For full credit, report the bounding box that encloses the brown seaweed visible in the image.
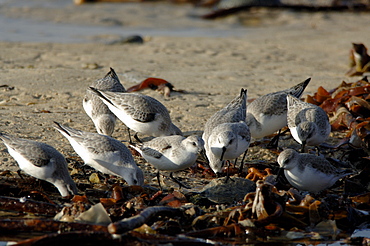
[307,76,370,148]
[0,196,62,216]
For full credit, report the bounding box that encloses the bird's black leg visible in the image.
[239,149,249,173]
[134,133,143,143]
[169,172,190,189]
[267,128,289,149]
[224,160,235,183]
[16,169,24,180]
[127,127,133,144]
[275,167,285,185]
[156,170,163,190]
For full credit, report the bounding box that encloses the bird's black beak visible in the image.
[301,141,306,153]
[220,146,226,161]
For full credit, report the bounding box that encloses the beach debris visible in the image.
[245,167,273,182]
[0,196,62,216]
[73,0,370,11]
[0,84,14,91]
[81,62,100,69]
[106,35,144,45]
[158,190,188,207]
[198,177,255,203]
[108,206,183,234]
[346,43,370,77]
[10,231,117,245]
[1,158,370,245]
[55,202,112,225]
[127,77,180,97]
[201,0,370,19]
[306,76,370,148]
[0,218,109,234]
[75,0,142,4]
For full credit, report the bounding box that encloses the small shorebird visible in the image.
[130,135,204,189]
[286,94,331,152]
[246,78,310,146]
[203,88,250,174]
[0,133,78,197]
[206,121,250,173]
[83,67,126,136]
[88,87,182,142]
[54,122,144,186]
[277,149,354,193]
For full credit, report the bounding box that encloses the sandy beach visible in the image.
[1,0,370,186]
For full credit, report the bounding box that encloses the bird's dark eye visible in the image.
[192,142,197,146]
[283,157,291,165]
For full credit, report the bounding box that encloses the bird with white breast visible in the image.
[130,135,204,189]
[54,122,144,186]
[0,133,78,197]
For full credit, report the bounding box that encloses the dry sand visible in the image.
[1,0,370,187]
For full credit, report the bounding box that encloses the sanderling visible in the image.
[87,87,182,142]
[206,122,250,173]
[277,149,354,193]
[53,122,144,186]
[246,78,310,141]
[130,135,204,189]
[0,133,78,197]
[83,67,126,136]
[203,89,249,174]
[286,94,331,152]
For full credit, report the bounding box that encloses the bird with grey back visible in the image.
[203,89,250,174]
[277,149,354,193]
[88,87,182,143]
[286,93,331,152]
[246,78,310,147]
[83,67,126,136]
[130,135,204,189]
[0,133,78,197]
[54,122,144,186]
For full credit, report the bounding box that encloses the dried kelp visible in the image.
[1,170,370,245]
[306,76,370,149]
[125,77,186,97]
